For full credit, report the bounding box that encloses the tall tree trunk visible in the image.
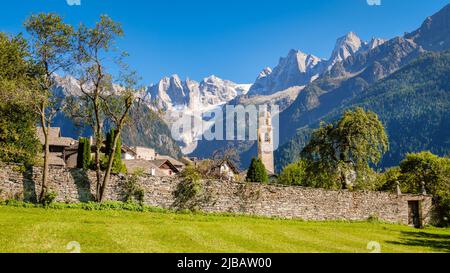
[39,104,50,203]
[99,130,121,202]
[93,98,103,202]
[94,135,102,201]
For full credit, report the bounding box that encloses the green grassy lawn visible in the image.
[0,206,449,253]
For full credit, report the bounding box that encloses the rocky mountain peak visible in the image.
[366,37,387,51]
[404,4,450,52]
[328,32,363,69]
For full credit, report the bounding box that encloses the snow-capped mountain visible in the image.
[146,74,251,112]
[248,32,387,97]
[144,74,251,154]
[248,50,325,96]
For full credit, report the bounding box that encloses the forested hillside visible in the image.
[276,51,450,170]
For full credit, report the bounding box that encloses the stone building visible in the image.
[257,108,275,175]
[36,127,78,168]
[121,146,157,161]
[155,155,185,171]
[125,159,180,177]
[210,160,240,181]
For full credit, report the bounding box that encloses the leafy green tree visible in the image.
[398,152,450,226]
[278,160,308,186]
[68,15,136,202]
[376,152,450,226]
[24,13,73,202]
[76,138,91,169]
[301,108,389,190]
[246,158,269,184]
[0,33,39,165]
[377,167,402,192]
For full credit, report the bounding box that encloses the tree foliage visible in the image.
[24,13,73,202]
[400,152,450,226]
[278,160,308,186]
[246,158,269,184]
[103,129,126,174]
[173,165,203,211]
[301,108,389,190]
[0,33,39,165]
[76,138,91,169]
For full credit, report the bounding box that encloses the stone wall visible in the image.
[0,163,433,225]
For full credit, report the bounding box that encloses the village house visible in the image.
[155,155,185,171]
[35,128,182,177]
[124,159,180,177]
[120,146,183,176]
[36,127,78,168]
[121,146,157,161]
[210,160,240,181]
[193,159,240,181]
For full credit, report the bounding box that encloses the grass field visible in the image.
[0,206,449,253]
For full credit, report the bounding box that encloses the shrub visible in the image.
[12,165,26,173]
[41,191,57,207]
[173,166,203,211]
[76,138,91,169]
[123,170,145,204]
[278,160,307,186]
[376,167,402,192]
[0,200,167,213]
[246,158,269,184]
[103,129,127,174]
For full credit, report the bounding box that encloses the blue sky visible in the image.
[0,0,449,84]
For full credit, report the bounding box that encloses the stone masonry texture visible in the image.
[0,163,433,225]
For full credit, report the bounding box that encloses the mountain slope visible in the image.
[277,2,450,146]
[192,4,450,171]
[276,50,450,170]
[144,74,251,153]
[248,50,325,96]
[278,35,425,145]
[405,3,450,51]
[122,105,183,158]
[191,32,387,165]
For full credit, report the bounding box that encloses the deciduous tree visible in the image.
[301,108,389,189]
[24,13,73,202]
[0,33,39,165]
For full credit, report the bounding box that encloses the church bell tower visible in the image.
[258,107,275,175]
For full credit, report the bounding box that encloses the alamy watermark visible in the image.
[170,104,279,154]
[367,0,381,6]
[66,241,81,253]
[367,241,382,253]
[66,0,81,6]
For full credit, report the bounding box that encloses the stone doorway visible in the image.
[408,201,421,228]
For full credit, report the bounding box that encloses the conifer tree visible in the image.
[246,157,269,184]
